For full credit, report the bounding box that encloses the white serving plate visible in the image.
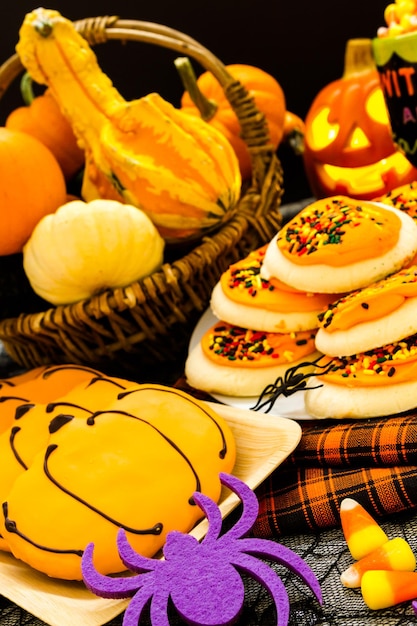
[0,401,302,626]
[189,308,313,420]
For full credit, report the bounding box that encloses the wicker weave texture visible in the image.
[0,15,284,378]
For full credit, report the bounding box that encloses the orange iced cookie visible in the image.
[305,332,417,418]
[261,196,417,293]
[185,320,320,397]
[377,181,417,220]
[377,181,417,266]
[316,265,417,356]
[211,246,339,332]
[0,374,133,553]
[0,364,116,436]
[0,384,236,580]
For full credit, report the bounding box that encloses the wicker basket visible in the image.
[0,16,284,382]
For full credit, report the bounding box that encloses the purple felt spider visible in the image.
[82,473,322,626]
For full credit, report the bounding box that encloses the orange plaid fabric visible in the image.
[174,376,417,538]
[253,413,417,537]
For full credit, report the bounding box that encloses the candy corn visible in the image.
[362,570,417,610]
[340,537,416,588]
[340,498,388,560]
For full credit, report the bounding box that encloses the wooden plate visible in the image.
[0,402,301,626]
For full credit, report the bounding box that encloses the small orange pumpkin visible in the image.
[0,127,67,255]
[178,60,301,180]
[303,38,417,200]
[5,74,84,181]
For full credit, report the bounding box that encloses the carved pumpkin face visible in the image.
[303,38,417,200]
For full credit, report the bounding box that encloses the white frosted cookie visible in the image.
[315,265,417,356]
[185,320,320,397]
[210,246,338,333]
[260,196,417,293]
[305,334,417,418]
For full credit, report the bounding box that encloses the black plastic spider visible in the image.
[251,355,336,413]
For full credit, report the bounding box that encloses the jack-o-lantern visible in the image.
[303,38,417,200]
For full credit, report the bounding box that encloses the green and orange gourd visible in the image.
[15,8,242,243]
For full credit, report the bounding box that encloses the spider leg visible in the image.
[251,355,336,413]
[250,377,284,410]
[192,491,223,543]
[230,552,290,625]
[122,585,155,626]
[218,473,259,541]
[149,587,171,626]
[237,538,322,604]
[81,542,148,598]
[117,528,157,574]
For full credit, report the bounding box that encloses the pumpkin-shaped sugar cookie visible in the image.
[0,374,133,553]
[0,364,110,404]
[1,385,235,580]
[0,364,112,436]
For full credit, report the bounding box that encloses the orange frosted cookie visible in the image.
[0,384,235,580]
[377,181,417,220]
[305,334,417,418]
[260,196,417,293]
[0,374,133,553]
[0,364,110,404]
[377,182,417,266]
[316,265,417,356]
[185,320,320,397]
[211,246,339,332]
[0,364,116,437]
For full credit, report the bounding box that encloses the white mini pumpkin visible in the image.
[23,199,165,305]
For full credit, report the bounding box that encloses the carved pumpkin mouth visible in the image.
[314,151,415,196]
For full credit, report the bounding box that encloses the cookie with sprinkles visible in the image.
[315,265,417,357]
[376,182,417,267]
[377,181,417,220]
[260,196,417,293]
[185,320,321,397]
[210,246,340,332]
[305,333,417,419]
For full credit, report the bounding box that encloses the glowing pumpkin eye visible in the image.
[366,88,390,125]
[309,107,339,149]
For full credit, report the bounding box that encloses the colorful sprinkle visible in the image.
[201,322,317,368]
[278,198,388,258]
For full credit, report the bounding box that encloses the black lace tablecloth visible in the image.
[0,510,416,625]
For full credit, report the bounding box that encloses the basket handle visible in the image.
[0,15,279,189]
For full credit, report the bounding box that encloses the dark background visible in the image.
[0,1,388,202]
